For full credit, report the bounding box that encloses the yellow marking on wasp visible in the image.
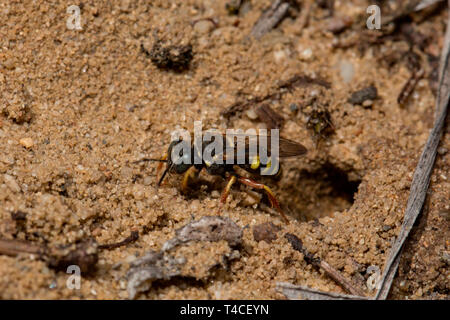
[260,157,280,175]
[250,155,260,170]
[181,166,198,193]
[204,154,222,167]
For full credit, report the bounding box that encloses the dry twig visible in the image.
[285,233,366,297]
[277,282,367,300]
[0,238,43,256]
[0,231,139,274]
[98,231,139,250]
[250,0,291,39]
[397,68,425,106]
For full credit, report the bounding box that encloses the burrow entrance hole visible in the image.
[280,162,362,222]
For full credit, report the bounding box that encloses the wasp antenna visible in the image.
[157,164,172,186]
[133,158,168,163]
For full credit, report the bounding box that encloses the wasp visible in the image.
[140,131,307,223]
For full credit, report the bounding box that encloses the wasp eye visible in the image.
[182,153,190,162]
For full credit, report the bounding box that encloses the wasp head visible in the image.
[158,139,193,185]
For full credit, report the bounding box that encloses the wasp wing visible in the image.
[277,136,307,157]
[217,133,307,163]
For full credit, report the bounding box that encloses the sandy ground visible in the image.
[0,0,448,299]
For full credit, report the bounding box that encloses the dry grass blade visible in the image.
[379,0,444,26]
[98,231,139,250]
[277,282,367,300]
[250,0,291,39]
[415,0,445,11]
[0,239,44,256]
[0,238,99,274]
[285,233,366,297]
[397,69,425,106]
[375,2,450,299]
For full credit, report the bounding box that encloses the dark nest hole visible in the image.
[281,162,362,221]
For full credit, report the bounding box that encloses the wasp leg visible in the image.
[156,153,168,185]
[237,177,289,224]
[218,175,237,214]
[181,166,199,194]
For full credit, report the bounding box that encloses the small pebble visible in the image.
[240,1,252,15]
[441,251,450,265]
[348,86,378,105]
[143,176,153,186]
[112,262,122,270]
[0,155,15,165]
[438,210,449,221]
[299,48,314,61]
[289,103,298,112]
[253,222,281,243]
[274,50,287,63]
[194,20,214,35]
[3,59,15,70]
[339,60,355,83]
[309,89,319,97]
[437,147,447,155]
[362,99,374,107]
[126,104,137,112]
[41,266,50,275]
[4,174,21,193]
[19,137,34,148]
[226,0,242,15]
[125,255,137,263]
[119,279,127,290]
[399,280,408,291]
[327,15,353,34]
[246,109,258,120]
[415,288,423,297]
[240,191,261,207]
[211,190,220,198]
